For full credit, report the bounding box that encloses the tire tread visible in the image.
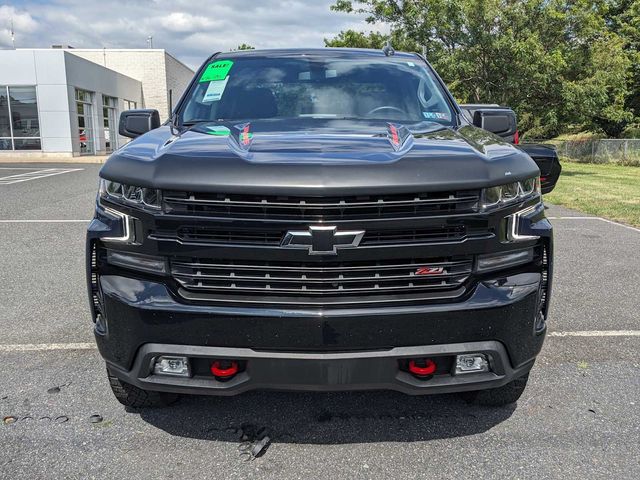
[107,369,178,408]
[461,373,529,406]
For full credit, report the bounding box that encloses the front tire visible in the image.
[460,373,529,406]
[107,369,179,408]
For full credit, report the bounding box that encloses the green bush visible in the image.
[621,125,640,139]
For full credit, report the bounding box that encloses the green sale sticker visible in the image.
[199,60,234,82]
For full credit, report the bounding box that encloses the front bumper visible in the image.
[97,270,545,396]
[107,341,534,396]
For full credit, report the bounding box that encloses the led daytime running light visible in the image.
[480,176,540,210]
[99,179,161,210]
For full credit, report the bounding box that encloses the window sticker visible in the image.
[407,62,415,67]
[423,111,449,120]
[206,125,230,136]
[202,76,229,103]
[199,60,234,82]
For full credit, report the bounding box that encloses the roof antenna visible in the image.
[382,38,395,57]
[10,18,15,49]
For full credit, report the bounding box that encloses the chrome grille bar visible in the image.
[171,257,473,297]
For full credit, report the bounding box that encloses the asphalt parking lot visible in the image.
[0,163,638,480]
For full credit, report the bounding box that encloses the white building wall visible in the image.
[0,49,143,156]
[36,51,75,153]
[0,50,39,84]
[0,50,73,155]
[67,49,194,119]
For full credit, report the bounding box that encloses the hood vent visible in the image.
[386,123,412,152]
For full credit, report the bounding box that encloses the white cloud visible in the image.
[159,12,219,33]
[0,1,386,68]
[0,5,38,31]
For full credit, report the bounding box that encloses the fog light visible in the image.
[153,356,190,377]
[455,354,489,374]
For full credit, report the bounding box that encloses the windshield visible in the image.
[179,54,456,126]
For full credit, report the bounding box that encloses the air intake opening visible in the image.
[89,242,104,321]
[535,245,550,333]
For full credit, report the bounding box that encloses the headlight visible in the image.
[480,176,540,210]
[99,179,161,210]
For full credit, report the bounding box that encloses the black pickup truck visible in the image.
[87,48,553,408]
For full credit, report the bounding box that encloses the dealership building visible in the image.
[0,48,193,157]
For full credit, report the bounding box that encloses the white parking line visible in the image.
[0,167,45,170]
[0,343,96,352]
[0,331,638,353]
[548,216,601,219]
[0,219,89,223]
[2,216,636,233]
[0,168,83,185]
[548,330,640,337]
[548,216,640,233]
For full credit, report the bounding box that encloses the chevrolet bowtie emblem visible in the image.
[281,225,365,255]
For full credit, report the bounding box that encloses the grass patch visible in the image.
[552,131,604,142]
[545,161,640,227]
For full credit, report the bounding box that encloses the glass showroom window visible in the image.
[102,95,118,153]
[0,86,41,150]
[76,89,95,155]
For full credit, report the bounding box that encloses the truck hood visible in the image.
[100,120,539,195]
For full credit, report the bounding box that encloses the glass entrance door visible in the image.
[102,95,118,153]
[76,89,95,155]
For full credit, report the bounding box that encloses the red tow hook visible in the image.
[408,359,437,378]
[211,360,239,379]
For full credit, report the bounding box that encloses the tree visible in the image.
[325,29,418,51]
[606,0,640,129]
[328,0,635,138]
[234,44,255,51]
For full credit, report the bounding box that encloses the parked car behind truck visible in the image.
[87,48,553,408]
[460,104,562,194]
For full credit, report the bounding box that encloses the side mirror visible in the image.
[118,109,161,139]
[471,108,517,138]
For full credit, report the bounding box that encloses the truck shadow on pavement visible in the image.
[134,390,515,444]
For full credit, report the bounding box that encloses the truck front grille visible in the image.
[162,190,480,220]
[156,189,486,306]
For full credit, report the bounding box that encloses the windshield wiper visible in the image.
[181,119,214,126]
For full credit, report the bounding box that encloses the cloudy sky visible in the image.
[0,1,388,69]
